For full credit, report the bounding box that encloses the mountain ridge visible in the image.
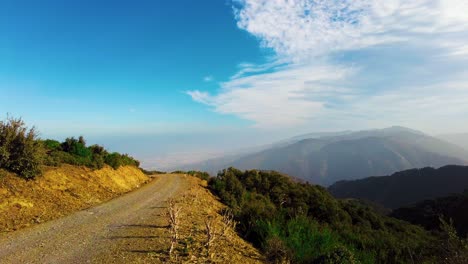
[328,165,468,209]
[181,126,468,185]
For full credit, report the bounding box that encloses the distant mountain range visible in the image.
[438,133,468,151]
[329,165,468,209]
[182,126,468,186]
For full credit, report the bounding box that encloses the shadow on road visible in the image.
[107,235,164,240]
[112,224,169,229]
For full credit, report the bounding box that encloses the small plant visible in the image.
[315,245,356,264]
[167,198,181,259]
[220,209,237,239]
[204,216,218,258]
[264,236,291,264]
[439,217,468,264]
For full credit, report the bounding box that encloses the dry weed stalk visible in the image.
[204,210,238,258]
[167,198,181,258]
[220,209,237,239]
[204,217,217,257]
[190,192,199,206]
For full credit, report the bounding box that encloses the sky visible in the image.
[1,0,468,169]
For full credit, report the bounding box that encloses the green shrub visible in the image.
[42,139,61,151]
[315,245,357,264]
[264,236,291,264]
[141,169,166,175]
[0,117,44,179]
[186,170,210,181]
[437,217,468,264]
[61,137,92,158]
[88,144,107,169]
[104,152,139,169]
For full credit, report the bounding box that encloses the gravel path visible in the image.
[0,174,188,264]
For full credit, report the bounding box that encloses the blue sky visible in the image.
[2,0,468,169]
[1,0,263,132]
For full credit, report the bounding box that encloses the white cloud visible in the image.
[203,75,214,82]
[233,0,468,61]
[189,0,468,131]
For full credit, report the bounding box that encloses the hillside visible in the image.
[185,127,468,186]
[328,165,468,209]
[0,117,148,232]
[438,133,468,151]
[206,167,468,263]
[391,192,468,238]
[0,165,148,232]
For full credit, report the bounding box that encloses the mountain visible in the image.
[438,133,468,151]
[329,165,468,209]
[183,126,468,186]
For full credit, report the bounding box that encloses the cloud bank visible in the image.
[188,0,468,132]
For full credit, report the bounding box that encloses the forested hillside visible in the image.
[207,168,468,263]
[391,192,468,238]
[329,165,468,209]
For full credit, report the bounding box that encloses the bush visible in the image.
[42,139,61,151]
[186,170,210,181]
[438,217,468,264]
[264,236,291,263]
[0,117,44,179]
[104,152,139,169]
[61,137,92,158]
[315,245,357,264]
[141,169,166,175]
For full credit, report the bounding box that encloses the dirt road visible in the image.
[0,174,188,264]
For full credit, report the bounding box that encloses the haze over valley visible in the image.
[179,126,468,185]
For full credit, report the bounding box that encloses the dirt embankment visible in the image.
[0,165,149,232]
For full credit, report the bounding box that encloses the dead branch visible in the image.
[167,198,181,258]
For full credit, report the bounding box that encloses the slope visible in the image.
[0,164,149,232]
[328,165,468,209]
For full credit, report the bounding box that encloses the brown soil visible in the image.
[0,164,149,232]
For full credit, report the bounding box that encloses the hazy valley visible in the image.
[182,127,468,186]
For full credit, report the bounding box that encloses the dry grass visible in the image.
[0,165,149,232]
[167,198,181,259]
[158,175,264,263]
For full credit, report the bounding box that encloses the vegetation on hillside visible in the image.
[207,167,467,263]
[170,170,210,181]
[141,169,167,175]
[391,191,468,238]
[329,165,468,209]
[42,136,139,170]
[0,116,140,179]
